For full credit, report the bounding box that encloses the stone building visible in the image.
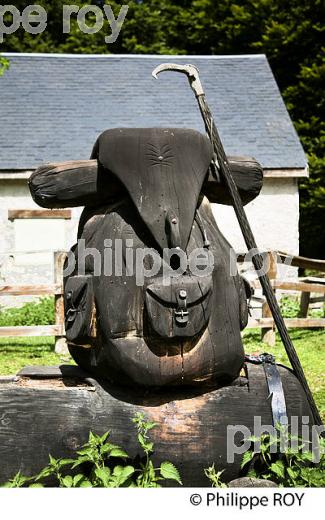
[0,53,307,300]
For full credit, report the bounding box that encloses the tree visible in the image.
[0,56,9,75]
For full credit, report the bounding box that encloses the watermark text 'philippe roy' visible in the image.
[0,4,129,43]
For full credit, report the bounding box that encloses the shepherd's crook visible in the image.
[152,62,322,426]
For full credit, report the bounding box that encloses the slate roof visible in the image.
[0,53,307,170]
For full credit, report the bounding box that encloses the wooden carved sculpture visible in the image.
[0,66,318,487]
[29,127,263,387]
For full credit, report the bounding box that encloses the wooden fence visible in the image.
[0,250,324,349]
[239,251,325,345]
[0,252,66,352]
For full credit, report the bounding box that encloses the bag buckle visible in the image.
[66,307,77,323]
[175,289,189,325]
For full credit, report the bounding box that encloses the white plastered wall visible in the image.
[212,177,300,281]
[0,179,81,305]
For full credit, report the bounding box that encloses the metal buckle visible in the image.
[175,289,189,325]
[175,308,189,324]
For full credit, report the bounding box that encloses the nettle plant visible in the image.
[241,429,325,487]
[4,413,182,488]
[205,428,325,488]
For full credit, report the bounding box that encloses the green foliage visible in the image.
[204,464,227,488]
[279,296,301,318]
[0,56,9,76]
[279,295,323,319]
[299,153,325,259]
[132,412,182,486]
[0,337,68,375]
[205,429,325,488]
[3,414,182,488]
[241,428,325,487]
[0,297,55,327]
[284,48,325,259]
[2,471,30,488]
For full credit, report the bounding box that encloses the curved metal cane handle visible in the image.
[152,63,205,97]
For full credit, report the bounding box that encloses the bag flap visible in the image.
[65,275,93,312]
[91,128,213,250]
[146,275,212,306]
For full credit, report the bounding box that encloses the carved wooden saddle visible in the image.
[29,127,263,387]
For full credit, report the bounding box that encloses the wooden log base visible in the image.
[0,364,314,487]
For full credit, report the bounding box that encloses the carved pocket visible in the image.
[237,275,254,330]
[64,275,96,346]
[145,275,212,338]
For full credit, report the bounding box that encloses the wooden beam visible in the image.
[301,276,325,284]
[0,284,62,296]
[54,251,67,353]
[309,296,325,303]
[261,251,277,346]
[274,280,325,294]
[248,318,325,328]
[8,209,72,220]
[298,292,311,318]
[0,325,62,337]
[277,252,325,272]
[0,363,313,487]
[237,251,325,273]
[251,279,325,294]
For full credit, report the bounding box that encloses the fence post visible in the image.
[54,251,68,355]
[261,251,277,346]
[298,292,311,318]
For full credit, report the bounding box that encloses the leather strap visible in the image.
[246,354,288,426]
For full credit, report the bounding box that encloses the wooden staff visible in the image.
[152,63,322,426]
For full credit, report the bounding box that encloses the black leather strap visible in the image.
[245,354,288,426]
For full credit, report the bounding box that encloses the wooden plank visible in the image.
[0,284,61,296]
[298,292,310,318]
[277,252,325,272]
[236,251,325,273]
[54,251,67,353]
[248,318,325,328]
[310,296,325,303]
[8,209,72,220]
[301,277,325,284]
[274,280,325,293]
[251,279,325,294]
[0,325,62,337]
[261,251,277,346]
[284,318,325,327]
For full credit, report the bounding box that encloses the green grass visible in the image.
[243,328,325,422]
[0,329,323,421]
[0,337,73,376]
[0,297,55,327]
[0,298,72,375]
